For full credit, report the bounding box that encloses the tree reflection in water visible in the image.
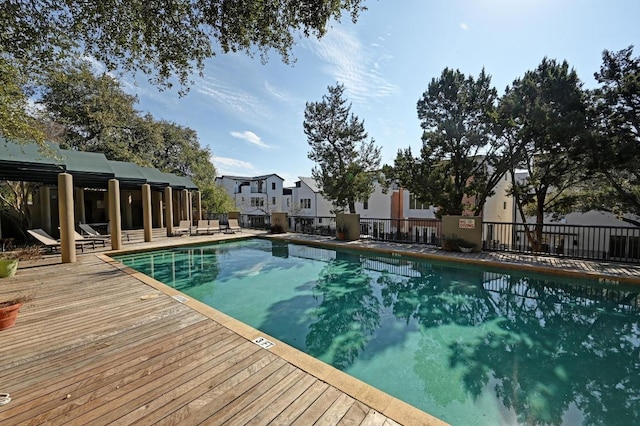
[305,251,381,369]
[381,262,640,425]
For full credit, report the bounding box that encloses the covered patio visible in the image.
[0,139,202,262]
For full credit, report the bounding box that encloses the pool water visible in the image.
[114,239,640,425]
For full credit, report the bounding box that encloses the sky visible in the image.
[120,0,640,187]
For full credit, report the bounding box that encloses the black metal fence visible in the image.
[482,221,640,263]
[230,213,640,264]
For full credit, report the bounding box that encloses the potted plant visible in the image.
[0,245,42,278]
[336,224,347,240]
[0,294,33,331]
[441,235,475,252]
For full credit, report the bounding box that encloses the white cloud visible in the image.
[460,22,469,30]
[230,130,270,149]
[212,156,258,176]
[308,27,399,105]
[197,75,269,118]
[264,82,293,104]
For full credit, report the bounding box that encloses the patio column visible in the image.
[181,189,189,222]
[74,187,86,224]
[108,179,122,250]
[40,186,52,235]
[152,190,163,228]
[195,190,202,221]
[165,186,174,236]
[123,191,133,230]
[142,184,152,242]
[187,191,193,222]
[58,173,76,263]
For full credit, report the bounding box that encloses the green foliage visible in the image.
[0,58,43,143]
[388,68,506,217]
[583,46,640,215]
[0,0,366,91]
[200,184,235,214]
[304,83,382,213]
[500,58,589,246]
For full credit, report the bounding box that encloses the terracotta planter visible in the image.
[0,259,18,278]
[337,232,346,240]
[0,302,23,330]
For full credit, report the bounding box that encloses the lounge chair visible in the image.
[195,220,211,235]
[225,219,242,233]
[27,229,93,253]
[210,219,221,234]
[173,220,192,235]
[79,223,129,241]
[73,231,106,249]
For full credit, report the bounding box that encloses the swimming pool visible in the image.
[114,238,640,425]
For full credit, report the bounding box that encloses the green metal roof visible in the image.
[0,138,199,191]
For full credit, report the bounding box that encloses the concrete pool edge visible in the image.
[99,253,449,426]
[265,234,640,285]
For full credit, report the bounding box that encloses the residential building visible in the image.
[216,174,284,228]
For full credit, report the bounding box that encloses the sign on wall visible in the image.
[458,218,476,229]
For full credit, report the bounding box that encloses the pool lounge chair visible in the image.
[225,219,242,233]
[79,223,130,241]
[210,219,221,233]
[27,229,93,253]
[173,220,192,236]
[194,220,212,235]
[73,231,106,249]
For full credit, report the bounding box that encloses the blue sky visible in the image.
[122,0,639,187]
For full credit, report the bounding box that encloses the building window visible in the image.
[363,200,368,210]
[271,182,276,190]
[251,197,264,207]
[272,196,276,205]
[409,193,426,210]
[301,198,311,209]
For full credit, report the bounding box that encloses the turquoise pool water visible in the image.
[114,239,640,425]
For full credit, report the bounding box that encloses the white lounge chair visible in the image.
[27,229,93,253]
[73,231,106,249]
[225,219,242,233]
[79,223,129,241]
[173,220,192,235]
[195,220,211,235]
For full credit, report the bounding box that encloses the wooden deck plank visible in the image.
[113,342,267,425]
[204,366,307,425]
[360,410,390,426]
[3,323,231,425]
[290,386,343,426]
[315,393,358,425]
[337,401,370,426]
[199,363,299,425]
[153,355,285,425]
[263,379,329,424]
[244,373,317,425]
[56,334,249,425]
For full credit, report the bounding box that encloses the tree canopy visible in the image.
[581,46,640,216]
[0,0,366,89]
[304,83,381,213]
[499,58,589,247]
[388,68,507,217]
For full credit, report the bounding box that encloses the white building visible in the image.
[482,170,640,260]
[215,174,284,228]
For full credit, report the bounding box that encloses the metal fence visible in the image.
[227,213,640,264]
[482,221,640,263]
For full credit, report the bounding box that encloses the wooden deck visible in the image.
[0,230,445,426]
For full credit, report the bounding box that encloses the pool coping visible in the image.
[100,234,640,425]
